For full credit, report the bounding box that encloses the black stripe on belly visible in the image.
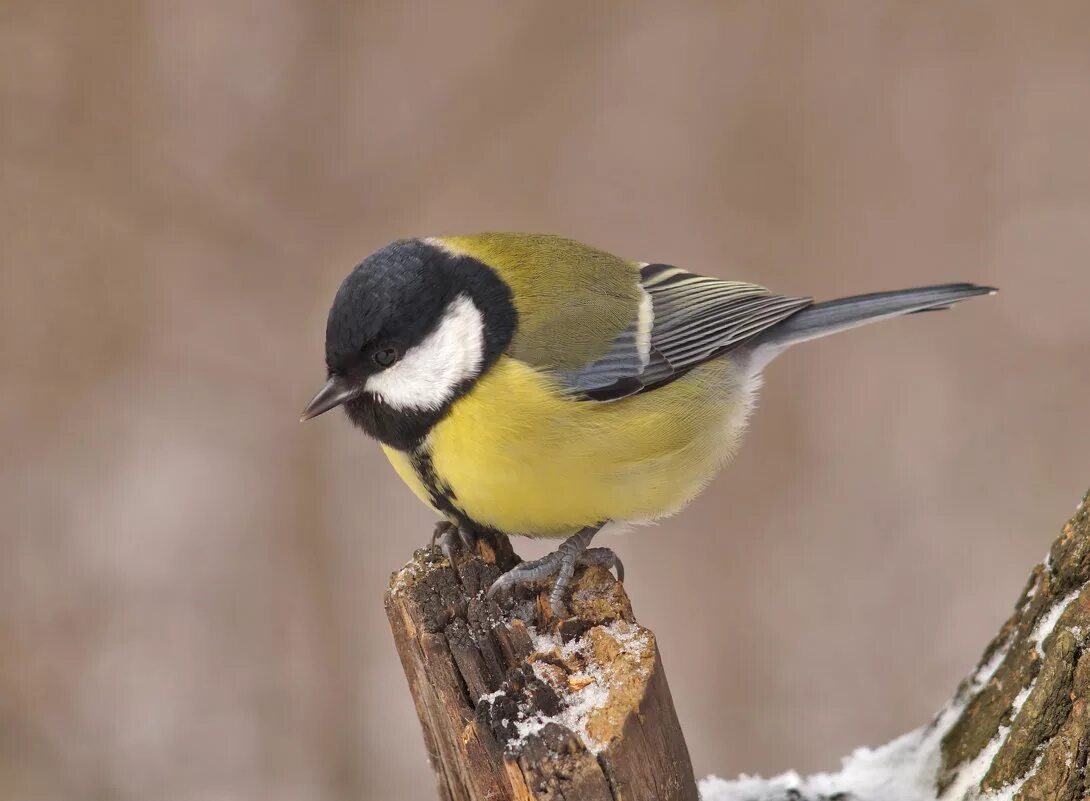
[409,447,501,536]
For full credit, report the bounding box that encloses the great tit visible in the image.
[302,233,995,612]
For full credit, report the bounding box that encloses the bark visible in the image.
[384,531,697,801]
[936,488,1090,800]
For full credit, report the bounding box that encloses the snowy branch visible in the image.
[703,489,1090,801]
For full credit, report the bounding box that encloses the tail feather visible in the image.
[748,283,996,368]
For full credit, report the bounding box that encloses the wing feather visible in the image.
[554,263,812,401]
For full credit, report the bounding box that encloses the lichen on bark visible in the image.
[939,490,1090,800]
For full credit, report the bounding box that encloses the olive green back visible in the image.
[436,233,641,369]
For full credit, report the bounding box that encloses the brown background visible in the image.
[3,3,1089,800]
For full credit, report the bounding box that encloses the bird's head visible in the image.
[301,239,516,449]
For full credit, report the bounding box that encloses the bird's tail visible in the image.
[747,283,996,369]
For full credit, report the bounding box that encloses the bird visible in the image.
[301,233,995,613]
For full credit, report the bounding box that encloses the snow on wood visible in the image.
[385,530,697,801]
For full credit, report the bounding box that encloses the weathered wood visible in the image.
[385,531,698,801]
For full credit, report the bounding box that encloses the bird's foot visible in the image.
[486,526,621,616]
[432,521,479,563]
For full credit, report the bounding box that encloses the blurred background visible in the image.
[3,2,1089,799]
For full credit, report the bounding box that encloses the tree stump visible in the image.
[384,531,697,801]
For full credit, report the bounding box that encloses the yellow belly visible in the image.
[381,356,753,538]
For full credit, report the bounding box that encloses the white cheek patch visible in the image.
[365,294,485,412]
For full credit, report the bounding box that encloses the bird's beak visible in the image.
[300,376,359,422]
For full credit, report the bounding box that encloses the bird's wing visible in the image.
[554,263,813,401]
[430,235,812,401]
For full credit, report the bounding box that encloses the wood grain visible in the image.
[385,531,698,801]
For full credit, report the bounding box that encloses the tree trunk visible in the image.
[384,531,697,801]
[387,489,1090,801]
[935,488,1090,801]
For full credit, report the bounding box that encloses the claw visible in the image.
[432,521,478,564]
[485,554,557,598]
[432,521,455,546]
[485,526,622,615]
[580,547,624,583]
[458,525,478,553]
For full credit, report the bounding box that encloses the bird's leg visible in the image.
[458,525,479,552]
[431,520,479,563]
[486,525,622,615]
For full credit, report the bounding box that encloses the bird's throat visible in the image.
[343,394,442,451]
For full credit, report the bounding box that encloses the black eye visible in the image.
[373,346,399,368]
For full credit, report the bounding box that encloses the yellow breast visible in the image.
[382,356,753,538]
